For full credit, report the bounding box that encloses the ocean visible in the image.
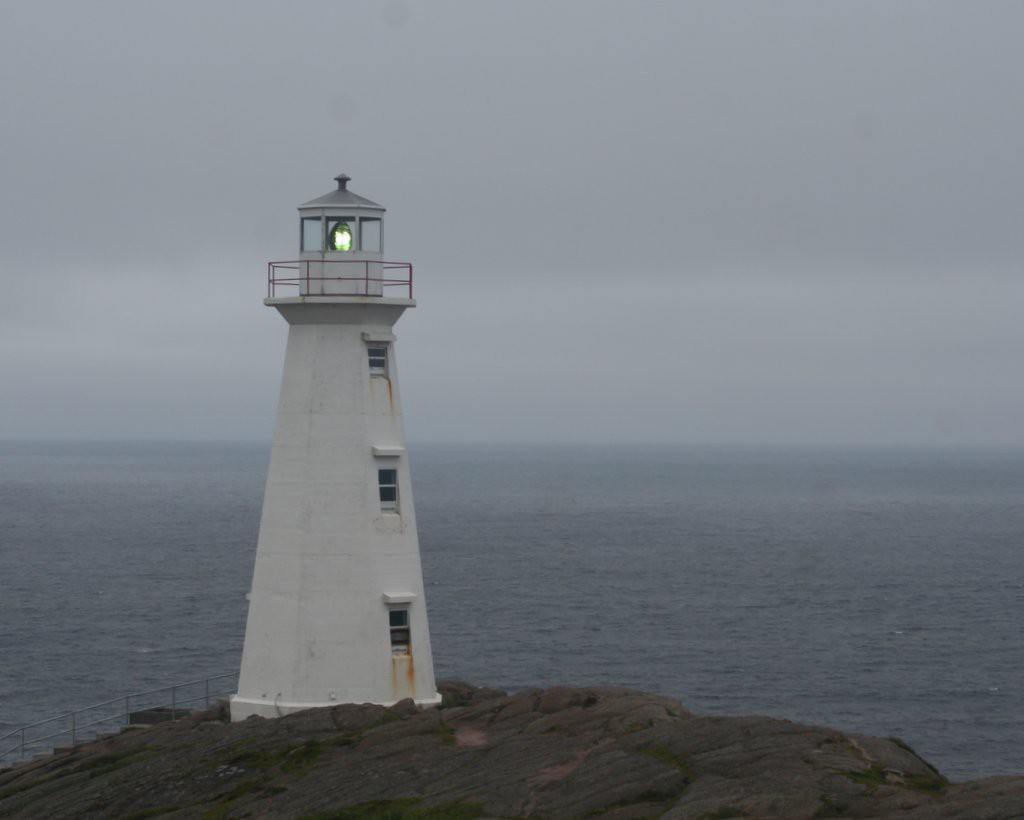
[0,441,1021,781]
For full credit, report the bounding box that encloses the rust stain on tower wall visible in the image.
[406,652,416,691]
[391,642,416,700]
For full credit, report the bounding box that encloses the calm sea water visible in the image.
[0,441,1021,781]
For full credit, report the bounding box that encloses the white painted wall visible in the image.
[231,296,440,720]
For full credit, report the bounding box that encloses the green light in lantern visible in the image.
[330,222,353,252]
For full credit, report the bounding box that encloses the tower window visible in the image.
[367,345,388,376]
[378,469,398,511]
[389,608,410,655]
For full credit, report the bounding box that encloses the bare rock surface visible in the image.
[2,681,1022,819]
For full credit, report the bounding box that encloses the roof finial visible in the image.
[334,173,351,191]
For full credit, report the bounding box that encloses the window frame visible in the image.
[359,217,382,252]
[378,467,398,512]
[388,607,410,655]
[367,344,388,376]
[301,217,323,251]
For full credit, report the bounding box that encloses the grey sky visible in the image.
[2,1,1022,445]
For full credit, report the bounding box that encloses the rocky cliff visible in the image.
[2,681,1022,819]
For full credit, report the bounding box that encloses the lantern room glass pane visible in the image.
[360,218,382,252]
[328,219,354,252]
[301,218,322,251]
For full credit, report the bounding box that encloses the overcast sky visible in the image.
[1,1,1022,446]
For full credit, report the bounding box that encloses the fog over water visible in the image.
[1,1,1023,446]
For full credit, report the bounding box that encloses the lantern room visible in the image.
[295,173,386,296]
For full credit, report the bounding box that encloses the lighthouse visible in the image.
[231,174,440,720]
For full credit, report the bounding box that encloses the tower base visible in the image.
[229,690,443,722]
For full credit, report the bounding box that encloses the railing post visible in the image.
[70,711,76,746]
[205,678,210,709]
[20,727,25,759]
[125,695,130,726]
[409,264,413,299]
[305,260,310,294]
[364,261,369,295]
[171,685,176,720]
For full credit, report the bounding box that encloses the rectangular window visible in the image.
[301,217,322,251]
[389,608,410,655]
[378,468,398,511]
[360,218,382,252]
[367,345,388,376]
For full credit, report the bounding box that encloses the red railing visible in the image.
[267,260,413,299]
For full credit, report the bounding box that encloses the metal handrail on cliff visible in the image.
[0,672,238,767]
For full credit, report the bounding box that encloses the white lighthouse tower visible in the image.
[231,174,440,720]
